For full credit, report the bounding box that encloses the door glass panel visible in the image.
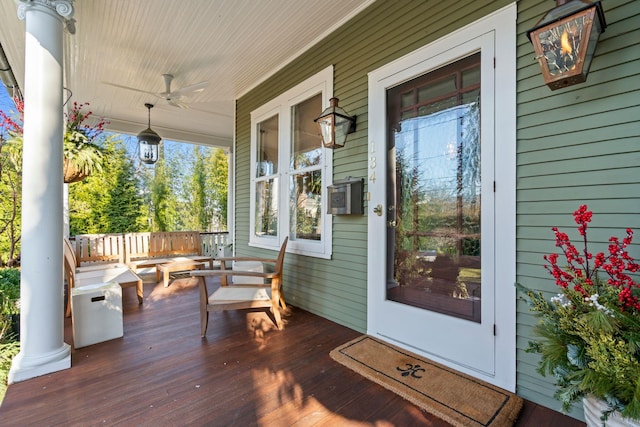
[418,96,457,117]
[417,76,456,103]
[386,53,481,322]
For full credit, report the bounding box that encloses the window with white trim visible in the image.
[250,66,333,258]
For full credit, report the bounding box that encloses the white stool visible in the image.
[71,282,123,348]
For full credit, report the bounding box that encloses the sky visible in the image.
[0,85,17,116]
[0,84,201,166]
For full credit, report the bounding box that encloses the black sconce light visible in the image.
[137,103,161,164]
[314,97,356,149]
[526,0,606,91]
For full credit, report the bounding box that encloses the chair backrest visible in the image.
[273,237,289,276]
[62,238,77,288]
[124,232,150,262]
[75,233,125,265]
[149,231,203,257]
[63,237,79,269]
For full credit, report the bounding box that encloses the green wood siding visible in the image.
[234,0,638,417]
[235,0,512,332]
[516,0,640,417]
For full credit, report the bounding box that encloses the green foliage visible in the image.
[0,340,19,403]
[69,138,147,234]
[517,206,640,422]
[190,146,208,230]
[150,151,173,231]
[0,267,20,403]
[205,148,228,230]
[0,268,20,316]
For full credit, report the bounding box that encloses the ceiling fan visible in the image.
[104,73,208,109]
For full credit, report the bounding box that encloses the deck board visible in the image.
[0,276,584,426]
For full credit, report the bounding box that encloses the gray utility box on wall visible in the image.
[327,176,364,215]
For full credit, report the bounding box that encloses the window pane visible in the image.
[291,93,322,170]
[255,178,278,237]
[289,170,322,241]
[256,115,278,177]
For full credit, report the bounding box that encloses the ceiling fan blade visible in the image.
[167,98,190,109]
[172,81,208,97]
[102,81,158,96]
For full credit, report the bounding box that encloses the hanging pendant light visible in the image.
[137,103,161,164]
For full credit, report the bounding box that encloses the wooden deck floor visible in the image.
[1,276,584,426]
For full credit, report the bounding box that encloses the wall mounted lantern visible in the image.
[526,0,606,90]
[137,103,161,164]
[314,97,356,149]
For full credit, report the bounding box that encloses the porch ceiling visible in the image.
[0,0,373,147]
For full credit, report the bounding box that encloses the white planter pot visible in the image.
[583,395,640,427]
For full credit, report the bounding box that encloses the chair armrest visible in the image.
[190,270,277,279]
[216,256,277,264]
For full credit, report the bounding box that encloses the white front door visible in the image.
[367,5,517,390]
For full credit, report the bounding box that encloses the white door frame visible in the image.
[366,3,517,391]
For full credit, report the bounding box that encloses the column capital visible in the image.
[17,0,76,34]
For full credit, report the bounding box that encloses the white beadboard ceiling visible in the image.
[0,0,373,147]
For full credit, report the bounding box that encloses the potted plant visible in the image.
[1,100,105,183]
[517,205,640,426]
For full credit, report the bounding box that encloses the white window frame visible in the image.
[249,66,334,258]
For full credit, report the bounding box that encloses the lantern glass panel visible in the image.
[333,115,351,147]
[535,9,594,78]
[317,116,335,147]
[139,141,158,164]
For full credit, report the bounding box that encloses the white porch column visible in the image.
[8,0,75,383]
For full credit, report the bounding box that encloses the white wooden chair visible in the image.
[191,237,288,337]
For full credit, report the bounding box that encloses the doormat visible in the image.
[330,336,522,427]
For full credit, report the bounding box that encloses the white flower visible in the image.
[551,293,572,308]
[585,293,614,317]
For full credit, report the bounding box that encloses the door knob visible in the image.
[373,204,383,216]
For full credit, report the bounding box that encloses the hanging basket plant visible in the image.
[1,100,106,183]
[63,157,89,183]
[62,102,106,183]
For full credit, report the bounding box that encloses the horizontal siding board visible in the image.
[518,122,639,153]
[518,101,640,140]
[518,184,640,202]
[515,0,640,418]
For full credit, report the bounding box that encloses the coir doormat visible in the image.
[330,336,522,427]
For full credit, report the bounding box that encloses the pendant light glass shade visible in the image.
[138,103,161,164]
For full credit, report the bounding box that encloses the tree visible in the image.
[0,103,22,265]
[148,142,184,231]
[205,148,228,230]
[186,145,208,230]
[69,137,147,234]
